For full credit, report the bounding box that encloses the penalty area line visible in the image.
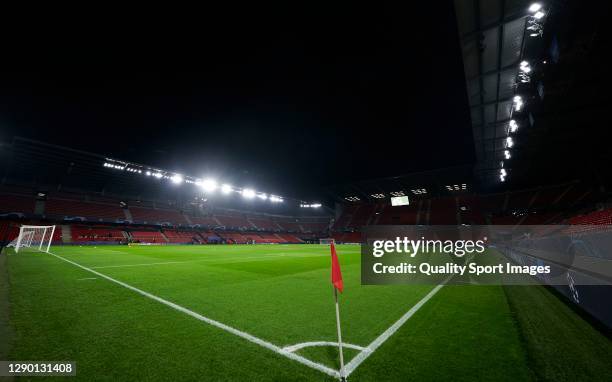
[344,278,450,377]
[46,251,340,379]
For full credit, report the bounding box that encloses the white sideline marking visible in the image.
[343,280,450,377]
[91,260,197,269]
[284,341,367,353]
[87,253,310,269]
[77,277,97,281]
[46,251,340,379]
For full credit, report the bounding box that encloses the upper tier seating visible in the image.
[376,203,419,225]
[129,207,186,225]
[249,217,278,230]
[189,216,220,227]
[428,197,457,225]
[215,214,251,229]
[45,198,124,221]
[0,194,35,215]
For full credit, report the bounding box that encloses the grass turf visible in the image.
[1,244,610,381]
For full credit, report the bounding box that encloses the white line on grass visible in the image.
[343,279,450,377]
[88,253,317,269]
[46,251,340,379]
[91,260,199,269]
[77,277,97,281]
[283,341,368,353]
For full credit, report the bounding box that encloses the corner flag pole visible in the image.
[329,241,346,380]
[334,286,346,381]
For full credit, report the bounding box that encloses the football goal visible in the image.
[7,225,56,253]
[319,238,335,245]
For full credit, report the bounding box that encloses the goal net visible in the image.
[7,225,56,253]
[319,238,335,245]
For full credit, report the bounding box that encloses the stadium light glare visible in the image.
[500,174,506,182]
[533,10,545,19]
[199,178,217,192]
[145,171,151,176]
[513,95,524,111]
[504,150,511,159]
[153,172,163,178]
[528,3,542,13]
[171,174,183,184]
[257,193,268,200]
[509,119,518,133]
[519,61,531,73]
[221,184,233,194]
[270,195,283,203]
[506,137,514,148]
[242,189,256,198]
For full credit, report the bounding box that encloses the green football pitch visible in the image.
[1,244,611,381]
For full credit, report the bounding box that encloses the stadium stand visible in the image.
[274,217,302,232]
[569,208,612,225]
[0,221,19,242]
[189,215,221,227]
[428,197,457,225]
[249,217,278,231]
[71,225,126,243]
[129,206,186,225]
[0,194,35,216]
[218,231,249,244]
[276,233,303,243]
[129,230,167,243]
[163,229,200,244]
[45,198,125,221]
[215,214,251,229]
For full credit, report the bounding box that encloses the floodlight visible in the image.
[506,137,514,147]
[270,195,283,203]
[534,11,545,19]
[257,193,268,200]
[504,150,511,159]
[519,61,531,73]
[500,175,506,182]
[500,169,507,176]
[528,3,542,13]
[242,189,256,198]
[221,184,233,194]
[153,172,163,178]
[171,174,183,184]
[199,178,218,192]
[509,119,518,132]
[513,95,524,111]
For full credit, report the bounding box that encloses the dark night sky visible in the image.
[0,3,474,199]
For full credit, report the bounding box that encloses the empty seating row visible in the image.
[129,207,186,225]
[45,198,125,221]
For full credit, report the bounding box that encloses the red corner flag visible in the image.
[330,242,344,293]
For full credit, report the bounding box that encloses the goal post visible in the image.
[319,238,335,245]
[8,225,56,253]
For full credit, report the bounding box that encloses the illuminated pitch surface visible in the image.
[2,245,610,381]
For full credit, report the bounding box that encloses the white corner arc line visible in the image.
[344,278,450,377]
[283,341,368,353]
[46,252,340,379]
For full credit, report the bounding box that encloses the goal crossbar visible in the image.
[8,225,56,253]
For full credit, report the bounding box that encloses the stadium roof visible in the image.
[0,137,330,215]
[326,165,475,203]
[455,0,541,184]
[455,0,611,189]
